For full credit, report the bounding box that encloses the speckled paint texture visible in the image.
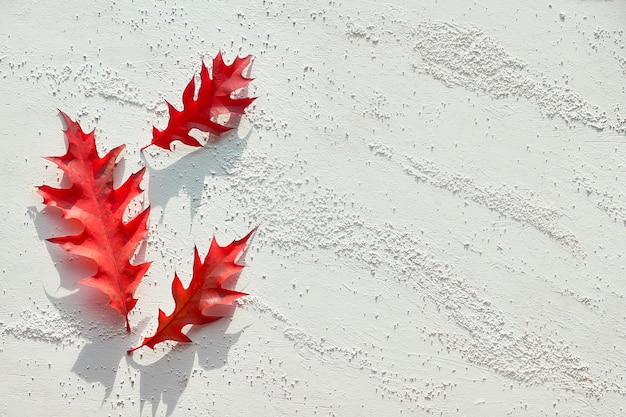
[1,1,626,416]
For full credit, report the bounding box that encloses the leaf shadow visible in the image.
[142,127,252,227]
[126,318,247,417]
[42,278,135,405]
[33,206,145,404]
[32,205,110,310]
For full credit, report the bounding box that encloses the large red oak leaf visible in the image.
[142,51,255,151]
[38,112,150,331]
[128,229,255,353]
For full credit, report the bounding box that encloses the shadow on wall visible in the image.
[143,124,252,226]
[127,322,247,417]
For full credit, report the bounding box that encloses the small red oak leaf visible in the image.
[128,229,255,353]
[38,112,150,331]
[142,51,255,151]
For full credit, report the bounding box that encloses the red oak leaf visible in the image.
[38,112,150,331]
[142,52,255,151]
[128,229,255,353]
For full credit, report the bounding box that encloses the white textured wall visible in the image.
[2,1,626,416]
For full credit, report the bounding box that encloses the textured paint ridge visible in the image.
[238,296,364,360]
[574,175,626,221]
[8,62,154,109]
[402,153,585,256]
[0,309,81,345]
[411,21,624,133]
[1,306,129,345]
[368,142,585,256]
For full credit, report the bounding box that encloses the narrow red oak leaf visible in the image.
[142,52,255,151]
[128,229,255,353]
[38,112,150,332]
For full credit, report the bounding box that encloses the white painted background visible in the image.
[2,1,626,415]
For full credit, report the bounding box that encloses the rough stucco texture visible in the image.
[2,1,626,416]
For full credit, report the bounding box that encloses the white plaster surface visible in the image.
[1,1,626,416]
